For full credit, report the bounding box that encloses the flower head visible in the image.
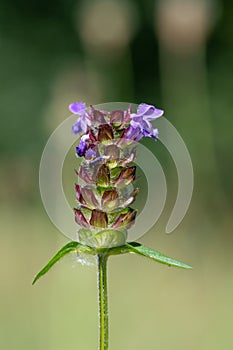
[70,101,164,248]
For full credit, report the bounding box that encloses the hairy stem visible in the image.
[97,254,109,350]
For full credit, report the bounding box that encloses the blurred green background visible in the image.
[1,0,233,349]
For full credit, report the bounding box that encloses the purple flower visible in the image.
[85,148,97,160]
[76,135,89,157]
[142,127,159,140]
[69,102,86,114]
[134,103,164,121]
[70,102,165,249]
[130,103,163,140]
[124,125,143,142]
[70,102,91,135]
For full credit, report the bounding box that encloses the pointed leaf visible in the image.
[125,242,192,269]
[32,242,94,285]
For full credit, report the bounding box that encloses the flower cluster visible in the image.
[70,102,163,248]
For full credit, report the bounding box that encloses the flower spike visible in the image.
[34,101,192,350]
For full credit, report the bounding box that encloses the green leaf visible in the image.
[124,242,192,269]
[33,240,191,285]
[32,241,94,285]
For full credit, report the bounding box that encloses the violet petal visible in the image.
[69,102,86,114]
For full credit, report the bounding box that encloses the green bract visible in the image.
[32,241,192,285]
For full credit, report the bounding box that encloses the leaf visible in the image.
[123,242,192,269]
[32,242,94,285]
[33,240,192,285]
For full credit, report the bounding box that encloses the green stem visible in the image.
[97,254,109,350]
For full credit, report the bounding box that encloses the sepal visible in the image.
[112,208,137,229]
[74,208,90,228]
[110,110,124,128]
[114,166,136,187]
[97,124,114,143]
[90,209,108,228]
[101,190,119,211]
[96,164,110,187]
